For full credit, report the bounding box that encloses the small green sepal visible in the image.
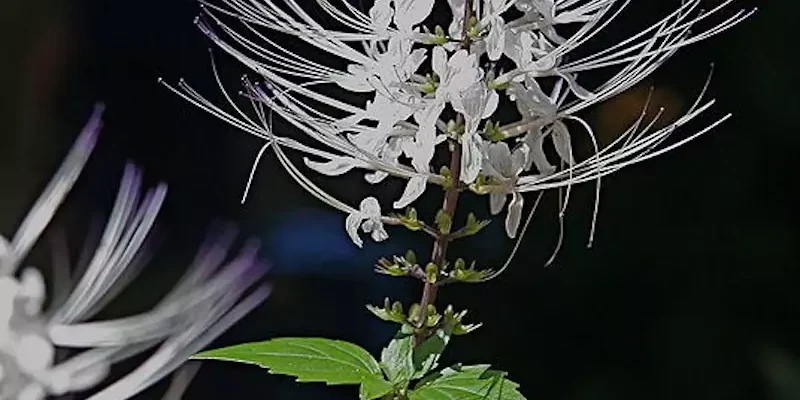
[434,210,453,234]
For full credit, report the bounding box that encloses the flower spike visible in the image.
[165,0,751,248]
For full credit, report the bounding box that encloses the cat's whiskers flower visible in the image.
[0,105,270,399]
[164,0,751,253]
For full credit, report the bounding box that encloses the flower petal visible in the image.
[487,17,506,61]
[487,141,512,177]
[332,68,374,93]
[442,51,482,98]
[359,197,382,217]
[482,90,500,119]
[365,170,389,184]
[447,0,466,38]
[551,121,574,165]
[402,48,429,79]
[505,192,524,238]
[511,143,531,175]
[504,31,534,70]
[432,46,447,78]
[410,103,444,172]
[525,130,556,175]
[345,212,366,248]
[370,225,389,242]
[303,156,365,176]
[460,132,483,184]
[369,0,394,33]
[393,0,435,31]
[393,175,427,209]
[490,192,507,215]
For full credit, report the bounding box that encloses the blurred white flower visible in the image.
[163,0,753,247]
[0,105,271,399]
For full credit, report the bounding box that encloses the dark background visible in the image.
[2,0,798,399]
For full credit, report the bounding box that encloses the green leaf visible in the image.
[409,365,526,400]
[193,338,383,386]
[412,328,451,379]
[380,327,415,384]
[359,374,395,400]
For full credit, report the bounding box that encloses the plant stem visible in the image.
[415,140,461,346]
[414,0,474,347]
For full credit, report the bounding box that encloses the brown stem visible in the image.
[414,142,461,346]
[412,0,475,348]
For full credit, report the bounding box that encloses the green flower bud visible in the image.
[425,263,439,283]
[405,250,417,265]
[435,210,453,234]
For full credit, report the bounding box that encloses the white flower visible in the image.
[408,47,483,173]
[163,0,752,249]
[369,0,394,36]
[1,106,270,399]
[334,35,426,93]
[481,0,510,61]
[393,0,435,32]
[432,47,483,103]
[409,46,483,184]
[453,81,499,184]
[485,15,505,61]
[506,75,569,174]
[481,141,530,238]
[346,197,389,248]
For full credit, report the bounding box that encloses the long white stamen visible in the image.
[3,104,103,276]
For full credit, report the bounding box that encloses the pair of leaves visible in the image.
[193,338,526,400]
[380,333,525,399]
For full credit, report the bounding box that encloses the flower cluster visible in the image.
[164,0,752,248]
[0,106,270,399]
